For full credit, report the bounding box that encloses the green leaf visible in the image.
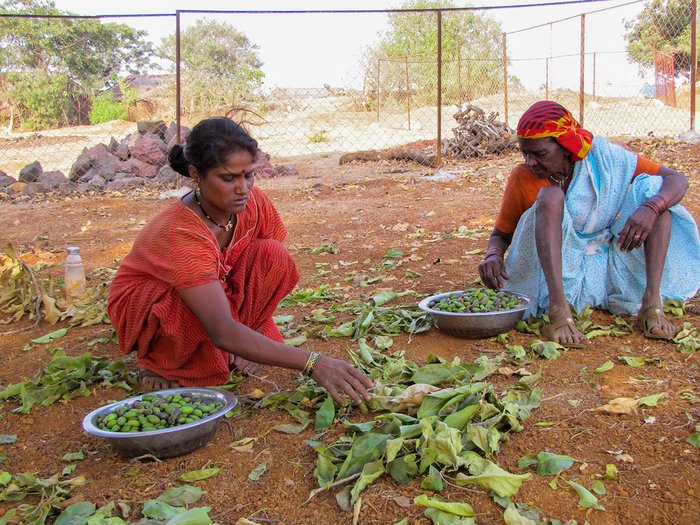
[373,291,398,306]
[343,420,377,434]
[392,520,408,525]
[517,452,575,476]
[591,480,606,495]
[61,450,85,462]
[284,335,307,347]
[442,404,479,430]
[314,396,336,431]
[350,459,385,503]
[594,360,614,373]
[336,433,389,480]
[272,423,308,434]
[604,463,618,480]
[503,505,539,525]
[638,393,666,407]
[414,494,475,517]
[618,356,646,367]
[388,454,418,484]
[163,507,213,525]
[31,328,69,344]
[568,480,605,511]
[62,464,76,476]
[54,502,96,525]
[156,486,204,506]
[687,434,700,448]
[420,465,444,491]
[531,339,563,359]
[248,461,268,481]
[383,248,404,259]
[142,500,186,520]
[0,435,17,445]
[178,468,220,482]
[374,335,394,350]
[452,462,531,498]
[0,471,11,485]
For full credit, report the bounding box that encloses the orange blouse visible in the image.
[494,156,662,234]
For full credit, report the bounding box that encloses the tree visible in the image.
[157,19,264,115]
[0,0,154,129]
[369,0,504,106]
[624,0,695,77]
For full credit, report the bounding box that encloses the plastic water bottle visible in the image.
[65,246,86,300]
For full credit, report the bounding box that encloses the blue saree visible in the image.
[503,136,700,316]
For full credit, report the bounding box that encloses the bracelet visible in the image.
[642,201,661,216]
[303,351,322,376]
[485,247,505,259]
[651,194,668,213]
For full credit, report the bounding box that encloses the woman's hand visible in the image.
[617,206,658,252]
[479,255,510,290]
[311,356,374,406]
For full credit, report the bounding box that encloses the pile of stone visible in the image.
[0,119,296,198]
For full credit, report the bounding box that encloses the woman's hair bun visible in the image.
[168,144,190,177]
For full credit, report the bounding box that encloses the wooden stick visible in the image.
[302,472,361,506]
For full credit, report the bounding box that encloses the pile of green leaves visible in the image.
[0,469,87,525]
[0,471,213,525]
[261,342,540,521]
[0,350,136,414]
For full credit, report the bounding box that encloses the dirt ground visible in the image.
[1,139,699,525]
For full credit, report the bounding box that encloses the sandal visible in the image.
[636,306,677,340]
[541,315,586,349]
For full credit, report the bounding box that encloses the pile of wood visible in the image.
[444,105,518,158]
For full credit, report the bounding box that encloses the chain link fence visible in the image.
[0,1,697,186]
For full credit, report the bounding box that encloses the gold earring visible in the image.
[194,178,200,193]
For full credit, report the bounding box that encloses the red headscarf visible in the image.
[516,101,593,161]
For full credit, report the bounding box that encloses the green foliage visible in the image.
[0,0,153,129]
[308,129,330,143]
[157,19,264,114]
[624,0,695,77]
[89,92,127,124]
[369,0,504,106]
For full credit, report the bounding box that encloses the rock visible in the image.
[131,133,166,165]
[107,177,145,190]
[8,181,26,193]
[58,182,77,193]
[108,137,130,161]
[274,164,297,176]
[19,160,43,183]
[88,174,107,188]
[164,123,190,149]
[120,158,159,178]
[137,120,167,139]
[112,172,136,181]
[78,151,121,182]
[69,149,93,181]
[22,182,48,196]
[156,165,179,183]
[37,171,67,190]
[0,172,14,187]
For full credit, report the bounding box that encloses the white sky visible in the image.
[49,0,651,94]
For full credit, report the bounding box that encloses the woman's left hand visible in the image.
[617,205,658,251]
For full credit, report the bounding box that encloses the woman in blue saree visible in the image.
[479,101,700,348]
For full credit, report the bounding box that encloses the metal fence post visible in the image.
[691,0,697,130]
[503,32,508,127]
[457,45,462,106]
[579,13,585,126]
[176,10,182,145]
[405,55,411,130]
[436,9,442,167]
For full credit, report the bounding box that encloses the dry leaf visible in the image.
[389,495,412,508]
[230,437,256,452]
[391,383,440,407]
[595,397,639,414]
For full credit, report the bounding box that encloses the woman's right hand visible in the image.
[311,356,374,407]
[478,255,510,290]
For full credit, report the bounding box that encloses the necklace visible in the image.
[549,163,575,189]
[194,191,234,232]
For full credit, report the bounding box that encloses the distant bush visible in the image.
[90,94,127,124]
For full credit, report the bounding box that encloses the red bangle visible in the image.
[485,247,504,259]
[642,201,661,216]
[652,194,668,213]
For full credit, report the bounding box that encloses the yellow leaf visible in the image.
[42,294,60,325]
[595,397,639,414]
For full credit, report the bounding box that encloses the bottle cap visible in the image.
[66,246,81,255]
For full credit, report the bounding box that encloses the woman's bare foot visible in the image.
[228,353,261,375]
[137,369,180,391]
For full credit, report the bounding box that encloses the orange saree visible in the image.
[107,186,299,386]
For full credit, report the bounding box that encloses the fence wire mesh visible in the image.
[0,1,697,188]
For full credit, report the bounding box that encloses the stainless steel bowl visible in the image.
[418,291,532,339]
[83,387,237,459]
